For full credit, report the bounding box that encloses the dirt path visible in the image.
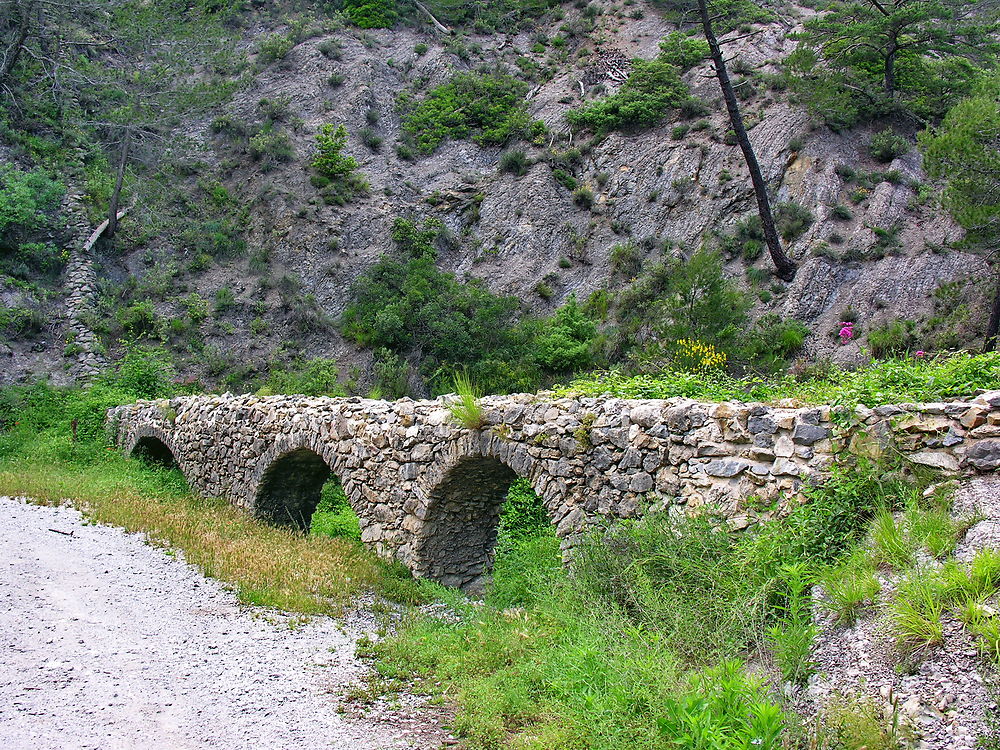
[0,496,448,750]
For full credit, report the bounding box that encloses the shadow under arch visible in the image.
[130,433,179,469]
[413,454,544,590]
[254,447,336,532]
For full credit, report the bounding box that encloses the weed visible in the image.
[446,371,486,430]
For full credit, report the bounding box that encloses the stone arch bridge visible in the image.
[109,391,1000,588]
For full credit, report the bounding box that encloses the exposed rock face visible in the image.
[109,390,1000,589]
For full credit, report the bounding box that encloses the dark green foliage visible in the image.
[567,58,687,133]
[831,204,853,220]
[610,241,642,277]
[499,149,530,176]
[572,185,595,208]
[415,0,567,34]
[310,124,368,203]
[400,72,535,154]
[868,318,917,358]
[552,168,577,191]
[0,166,64,237]
[775,201,815,242]
[869,128,911,162]
[788,0,998,127]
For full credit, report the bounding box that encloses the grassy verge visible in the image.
[555,351,1000,406]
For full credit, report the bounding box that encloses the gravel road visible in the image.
[0,496,448,750]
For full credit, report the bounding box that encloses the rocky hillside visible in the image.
[0,0,991,392]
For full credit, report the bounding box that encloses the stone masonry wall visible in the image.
[109,390,1000,588]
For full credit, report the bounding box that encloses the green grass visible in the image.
[555,351,1000,407]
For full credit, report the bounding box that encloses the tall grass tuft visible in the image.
[446,370,487,430]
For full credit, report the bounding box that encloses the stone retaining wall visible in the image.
[108,390,1000,588]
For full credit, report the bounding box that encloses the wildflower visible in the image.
[838,322,854,342]
[915,350,926,358]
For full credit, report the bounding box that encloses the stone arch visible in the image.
[412,440,553,589]
[127,426,180,469]
[251,436,359,533]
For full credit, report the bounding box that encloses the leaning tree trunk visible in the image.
[0,0,32,87]
[696,0,797,281]
[984,263,1000,353]
[106,127,131,239]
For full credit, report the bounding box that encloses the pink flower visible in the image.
[915,350,926,358]
[838,322,854,342]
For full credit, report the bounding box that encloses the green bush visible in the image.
[775,201,815,242]
[257,33,294,63]
[498,149,530,176]
[658,31,709,72]
[868,318,916,358]
[532,295,595,372]
[309,477,360,540]
[567,58,687,132]
[248,125,295,167]
[869,128,911,163]
[0,165,64,237]
[400,72,535,154]
[344,0,397,29]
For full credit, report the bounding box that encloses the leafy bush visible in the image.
[310,478,361,540]
[658,31,709,72]
[344,0,397,28]
[0,166,64,238]
[567,58,687,132]
[868,318,916,358]
[572,185,595,208]
[248,126,294,167]
[312,124,358,177]
[499,149,530,176]
[869,128,911,163]
[532,295,595,372]
[257,33,293,63]
[775,201,814,242]
[610,241,642,277]
[400,72,535,153]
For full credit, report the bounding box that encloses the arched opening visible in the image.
[255,448,361,536]
[415,456,557,591]
[131,436,177,468]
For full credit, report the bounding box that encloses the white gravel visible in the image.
[0,496,447,750]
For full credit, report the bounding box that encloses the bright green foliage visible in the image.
[446,371,486,430]
[258,358,347,397]
[821,550,880,625]
[344,0,397,28]
[766,564,819,685]
[920,77,1000,242]
[312,124,359,178]
[557,351,1000,407]
[657,31,709,72]
[0,166,64,237]
[567,58,688,133]
[869,128,911,162]
[532,295,596,372]
[788,0,998,127]
[400,72,535,154]
[310,477,361,540]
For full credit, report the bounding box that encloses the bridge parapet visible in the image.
[108,390,1000,588]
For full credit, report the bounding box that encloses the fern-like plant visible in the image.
[447,371,486,430]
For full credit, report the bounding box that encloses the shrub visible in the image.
[401,72,534,153]
[499,149,530,176]
[868,318,916,358]
[259,357,345,396]
[327,72,346,87]
[117,301,158,337]
[553,168,577,191]
[610,241,642,276]
[869,128,910,163]
[318,39,342,60]
[414,42,429,55]
[567,59,688,132]
[312,124,358,177]
[359,127,383,151]
[248,126,295,167]
[534,281,554,299]
[658,31,708,71]
[258,33,293,63]
[572,185,595,208]
[344,0,396,28]
[831,204,852,220]
[775,201,814,242]
[309,478,360,540]
[0,166,64,237]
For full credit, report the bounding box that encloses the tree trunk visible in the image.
[106,127,131,238]
[984,263,1000,353]
[696,0,797,281]
[0,0,32,87]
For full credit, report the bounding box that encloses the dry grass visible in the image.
[0,460,425,614]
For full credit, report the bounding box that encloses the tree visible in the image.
[919,78,1000,350]
[692,0,797,280]
[789,0,999,127]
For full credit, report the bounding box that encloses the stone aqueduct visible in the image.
[109,390,1000,588]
